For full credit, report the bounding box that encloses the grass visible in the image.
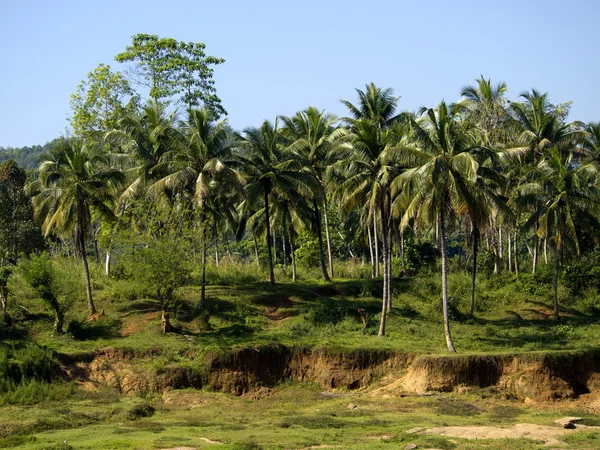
[3,257,600,448]
[0,382,597,449]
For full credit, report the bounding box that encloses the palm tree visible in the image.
[146,108,241,309]
[238,120,318,285]
[515,147,599,319]
[394,101,488,352]
[507,90,587,273]
[106,101,183,204]
[456,76,509,314]
[281,107,349,281]
[332,83,404,336]
[29,139,124,317]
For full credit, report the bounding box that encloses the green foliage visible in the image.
[119,237,190,309]
[115,33,226,116]
[69,63,139,147]
[404,239,439,270]
[16,253,72,333]
[126,402,155,420]
[564,248,600,295]
[0,160,44,262]
[0,344,59,395]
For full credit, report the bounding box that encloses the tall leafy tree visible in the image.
[115,34,226,117]
[28,140,125,317]
[69,64,140,148]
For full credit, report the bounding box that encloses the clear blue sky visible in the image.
[1,0,598,147]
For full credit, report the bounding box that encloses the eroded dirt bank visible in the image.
[59,346,600,402]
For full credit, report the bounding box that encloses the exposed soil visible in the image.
[419,422,600,447]
[62,345,600,406]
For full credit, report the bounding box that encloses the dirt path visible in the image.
[419,423,600,447]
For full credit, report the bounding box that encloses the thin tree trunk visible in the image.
[469,225,479,318]
[553,235,561,320]
[78,221,96,317]
[373,213,380,277]
[224,234,232,256]
[265,192,275,285]
[401,231,405,270]
[532,235,539,275]
[55,309,64,334]
[378,207,388,337]
[289,228,297,282]
[273,228,277,266]
[323,198,334,279]
[385,198,392,312]
[439,210,457,353]
[544,238,548,264]
[282,224,287,270]
[313,199,331,282]
[94,239,100,264]
[253,230,260,268]
[367,224,375,278]
[161,308,171,333]
[513,230,519,275]
[0,287,8,325]
[508,232,512,273]
[199,213,208,311]
[105,250,111,278]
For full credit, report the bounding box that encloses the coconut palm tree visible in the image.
[394,101,489,352]
[29,139,124,317]
[281,107,349,281]
[147,108,242,309]
[456,76,509,315]
[514,147,599,319]
[238,120,319,285]
[507,91,588,274]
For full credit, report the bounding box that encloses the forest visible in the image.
[1,33,600,449]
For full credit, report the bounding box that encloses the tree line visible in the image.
[1,34,599,352]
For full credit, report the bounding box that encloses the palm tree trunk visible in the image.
[199,211,207,311]
[105,250,111,278]
[273,228,277,266]
[78,222,96,317]
[532,235,539,275]
[553,235,561,320]
[385,199,393,312]
[367,225,375,278]
[469,225,479,318]
[0,286,8,325]
[265,191,275,285]
[289,227,297,283]
[508,232,512,273]
[373,213,380,277]
[282,224,287,270]
[378,208,388,337]
[313,199,331,282]
[323,198,334,278]
[513,230,519,275]
[252,229,260,268]
[439,210,457,353]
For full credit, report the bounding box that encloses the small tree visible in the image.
[18,254,67,333]
[123,238,189,332]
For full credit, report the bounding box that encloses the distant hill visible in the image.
[0,138,62,170]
